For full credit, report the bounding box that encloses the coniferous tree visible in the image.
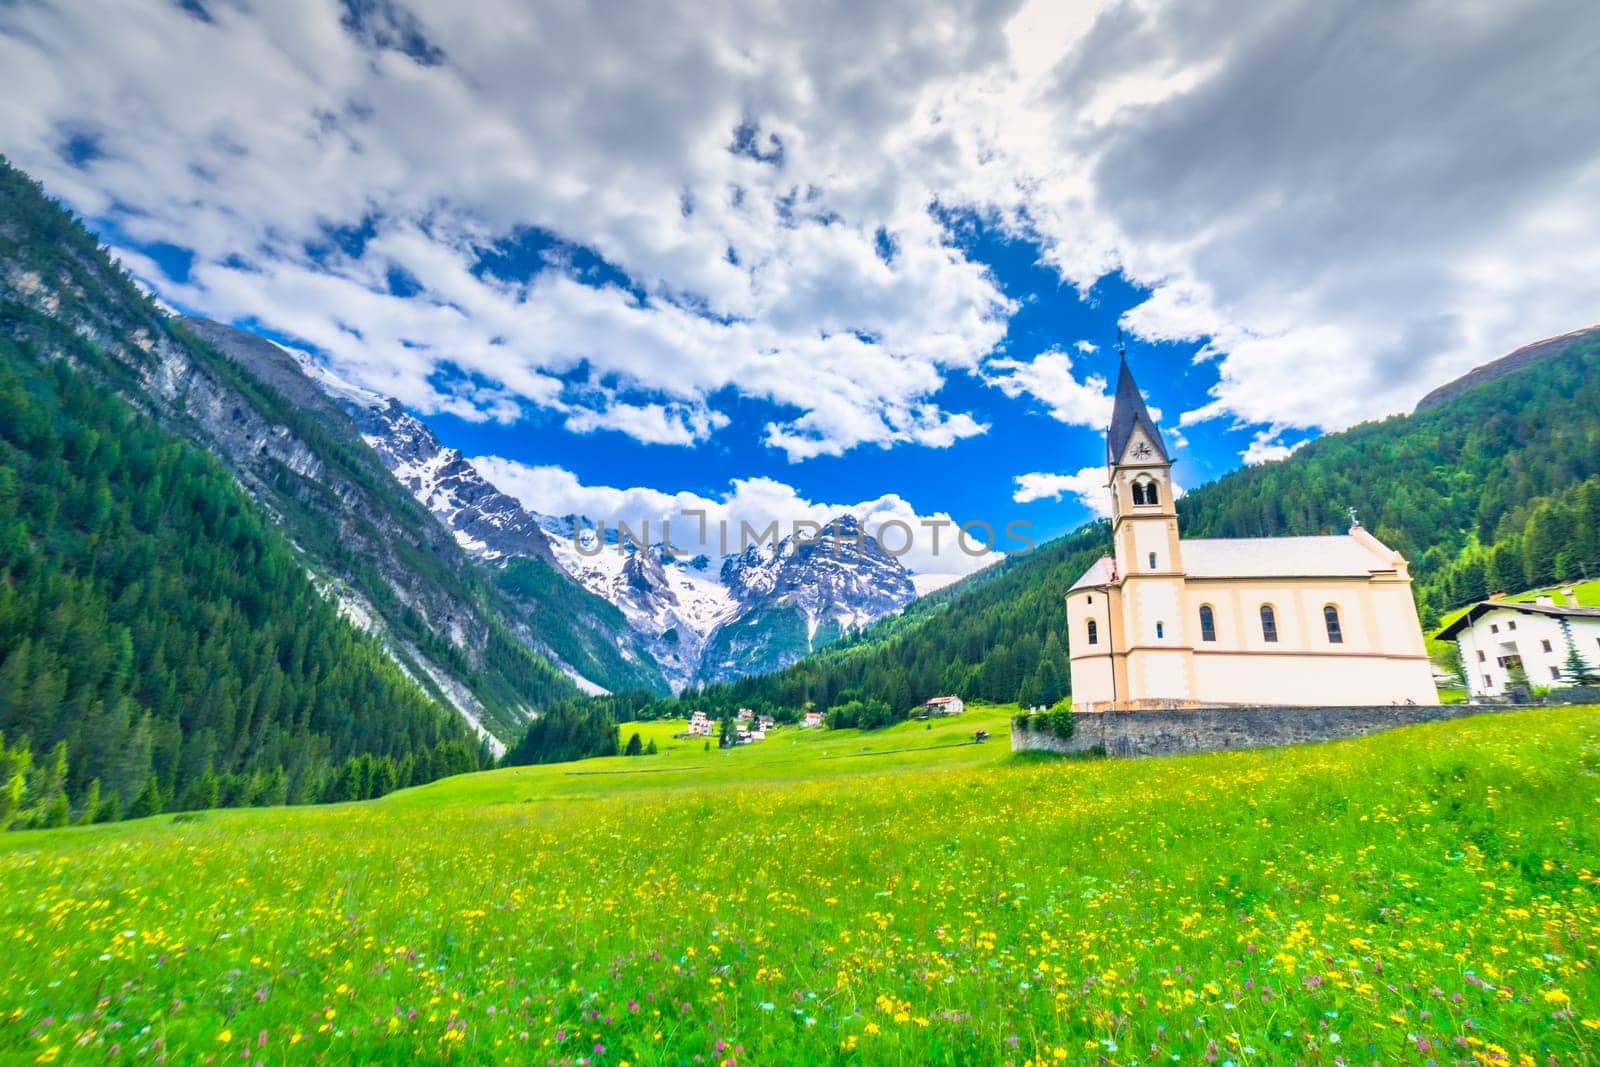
[0,732,28,831]
[94,791,121,824]
[128,777,162,819]
[76,778,99,826]
[40,791,69,828]
[1562,642,1600,687]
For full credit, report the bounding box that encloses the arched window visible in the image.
[1132,478,1159,506]
[1148,551,1158,570]
[1324,604,1344,644]
[1199,604,1217,642]
[1086,619,1098,646]
[1155,621,1165,640]
[1260,604,1278,643]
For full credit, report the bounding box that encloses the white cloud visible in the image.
[1073,339,1098,353]
[1013,463,1186,515]
[1041,2,1600,432]
[1239,426,1305,466]
[0,0,1017,460]
[4,0,1598,461]
[1012,466,1110,515]
[983,348,1112,426]
[471,457,1010,583]
[562,397,731,447]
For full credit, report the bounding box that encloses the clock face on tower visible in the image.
[1131,442,1153,460]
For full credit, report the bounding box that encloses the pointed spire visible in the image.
[1106,340,1168,466]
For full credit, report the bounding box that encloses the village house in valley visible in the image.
[921,695,965,716]
[1436,596,1600,698]
[1065,358,1437,711]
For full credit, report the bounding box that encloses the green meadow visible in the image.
[2,705,1597,1065]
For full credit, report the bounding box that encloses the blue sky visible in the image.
[422,227,1250,549]
[111,199,1270,559]
[3,0,1595,581]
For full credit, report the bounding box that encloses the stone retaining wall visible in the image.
[1010,703,1544,759]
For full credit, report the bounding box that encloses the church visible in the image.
[1064,359,1437,711]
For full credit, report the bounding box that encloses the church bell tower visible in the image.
[1107,353,1181,577]
[1104,345,1194,704]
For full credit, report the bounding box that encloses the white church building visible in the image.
[1064,358,1438,711]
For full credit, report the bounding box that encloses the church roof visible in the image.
[1181,535,1396,579]
[1434,599,1600,640]
[1066,535,1400,593]
[1069,555,1116,591]
[1107,358,1168,465]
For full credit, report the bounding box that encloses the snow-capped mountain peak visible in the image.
[301,366,919,690]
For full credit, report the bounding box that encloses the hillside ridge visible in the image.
[1415,324,1600,411]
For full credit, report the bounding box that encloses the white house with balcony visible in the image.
[1436,597,1600,699]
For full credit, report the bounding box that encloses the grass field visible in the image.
[2,705,1598,1065]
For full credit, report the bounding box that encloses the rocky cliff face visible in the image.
[318,383,558,565]
[308,380,924,691]
[703,515,917,682]
[539,514,917,689]
[540,521,736,691]
[179,319,668,701]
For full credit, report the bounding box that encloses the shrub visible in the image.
[1016,710,1076,741]
[1046,709,1076,740]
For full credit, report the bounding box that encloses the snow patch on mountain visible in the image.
[536,518,740,691]
[539,514,917,688]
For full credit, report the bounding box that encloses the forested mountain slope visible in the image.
[659,328,1600,718]
[0,158,669,755]
[0,165,492,826]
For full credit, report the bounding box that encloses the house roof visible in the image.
[925,695,960,704]
[1107,358,1169,465]
[1435,599,1600,640]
